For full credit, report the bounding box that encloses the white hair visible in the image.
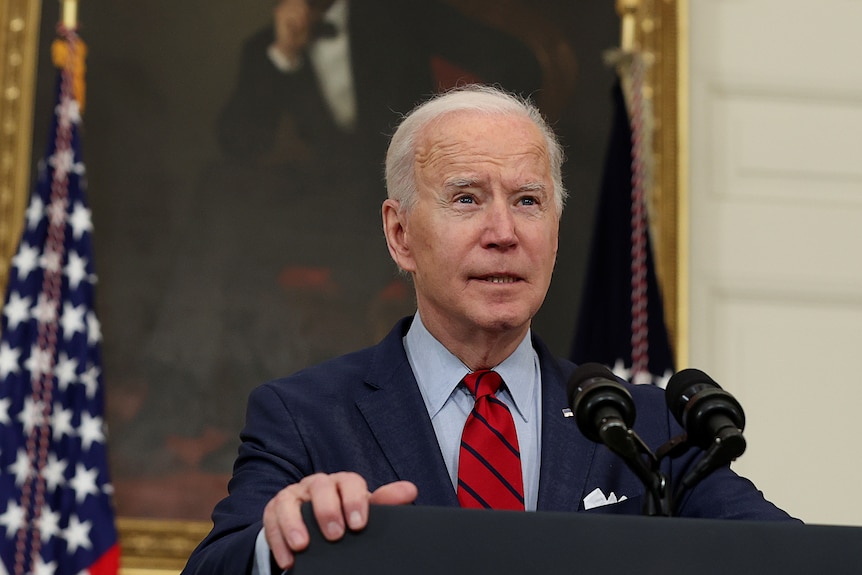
[384,84,567,214]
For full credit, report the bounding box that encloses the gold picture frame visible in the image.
[0,1,684,571]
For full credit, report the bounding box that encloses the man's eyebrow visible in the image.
[444,176,480,188]
[519,182,547,193]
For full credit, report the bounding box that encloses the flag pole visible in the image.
[612,0,641,112]
[61,0,78,30]
[617,0,638,54]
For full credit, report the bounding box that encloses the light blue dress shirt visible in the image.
[404,312,543,511]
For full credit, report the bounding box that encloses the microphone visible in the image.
[665,369,747,504]
[665,368,746,458]
[567,363,637,458]
[569,363,671,516]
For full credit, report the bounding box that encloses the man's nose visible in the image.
[482,201,517,249]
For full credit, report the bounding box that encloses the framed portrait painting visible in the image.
[0,0,680,570]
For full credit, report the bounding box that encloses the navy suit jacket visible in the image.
[182,317,794,574]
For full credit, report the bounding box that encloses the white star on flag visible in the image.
[39,247,64,275]
[10,244,39,280]
[79,364,100,399]
[23,344,52,379]
[60,302,86,340]
[18,396,46,436]
[78,412,105,451]
[46,197,69,227]
[32,293,59,325]
[69,464,99,504]
[63,251,89,290]
[33,556,57,575]
[37,507,61,544]
[86,311,102,345]
[612,358,631,381]
[2,293,31,330]
[41,454,68,493]
[62,515,92,554]
[0,344,21,379]
[25,196,45,230]
[50,403,76,441]
[55,96,81,128]
[48,150,78,182]
[53,352,79,391]
[8,450,33,487]
[0,501,25,539]
[0,398,10,426]
[68,203,93,241]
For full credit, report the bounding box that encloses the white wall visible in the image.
[688,0,862,526]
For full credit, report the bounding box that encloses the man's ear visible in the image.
[382,199,416,272]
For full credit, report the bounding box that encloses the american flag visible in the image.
[0,28,120,575]
[571,74,675,387]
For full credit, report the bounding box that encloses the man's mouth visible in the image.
[478,275,520,284]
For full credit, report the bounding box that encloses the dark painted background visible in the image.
[31,0,618,520]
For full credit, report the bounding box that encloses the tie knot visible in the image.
[463,370,503,399]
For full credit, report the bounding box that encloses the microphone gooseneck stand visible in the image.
[568,364,747,517]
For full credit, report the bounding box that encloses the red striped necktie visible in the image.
[456,370,525,510]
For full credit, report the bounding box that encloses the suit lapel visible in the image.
[353,321,598,511]
[534,338,597,512]
[355,319,459,507]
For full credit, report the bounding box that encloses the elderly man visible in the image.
[182,86,793,575]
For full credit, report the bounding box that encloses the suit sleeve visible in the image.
[654,388,798,522]
[673,456,798,521]
[182,383,311,574]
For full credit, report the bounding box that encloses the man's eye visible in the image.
[519,197,537,206]
[456,196,475,204]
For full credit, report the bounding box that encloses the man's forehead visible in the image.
[417,111,548,157]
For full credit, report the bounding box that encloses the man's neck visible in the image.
[417,310,530,371]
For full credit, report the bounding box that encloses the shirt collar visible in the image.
[404,312,538,423]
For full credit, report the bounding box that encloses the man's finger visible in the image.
[306,473,359,540]
[263,486,309,570]
[370,481,419,506]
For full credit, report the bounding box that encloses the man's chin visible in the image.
[469,309,532,336]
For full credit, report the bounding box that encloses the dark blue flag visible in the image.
[571,79,675,386]
[0,28,119,575]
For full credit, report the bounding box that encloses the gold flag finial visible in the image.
[616,0,639,53]
[53,1,87,112]
[61,0,78,30]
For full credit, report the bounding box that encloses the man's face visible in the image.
[395,111,560,340]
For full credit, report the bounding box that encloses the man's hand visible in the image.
[263,472,418,570]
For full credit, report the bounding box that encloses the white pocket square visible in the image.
[583,487,628,510]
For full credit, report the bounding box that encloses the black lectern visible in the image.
[294,504,861,574]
